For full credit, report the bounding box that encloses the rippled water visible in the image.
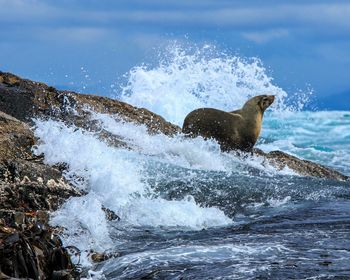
[102,200,350,279]
[33,45,350,279]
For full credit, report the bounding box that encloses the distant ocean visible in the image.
[34,45,350,279]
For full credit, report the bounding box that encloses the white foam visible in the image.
[33,118,233,264]
[120,196,230,228]
[50,193,112,268]
[33,109,305,265]
[267,196,291,207]
[89,111,227,171]
[101,242,293,278]
[90,111,298,176]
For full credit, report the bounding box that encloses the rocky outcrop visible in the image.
[0,111,82,279]
[0,111,82,207]
[0,213,79,280]
[254,149,348,182]
[0,111,34,162]
[0,71,180,136]
[0,71,181,279]
[0,70,348,278]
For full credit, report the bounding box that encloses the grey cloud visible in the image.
[0,0,60,21]
[2,1,350,30]
[2,1,350,48]
[81,3,350,30]
[241,29,289,44]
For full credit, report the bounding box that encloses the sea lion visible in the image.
[182,95,275,152]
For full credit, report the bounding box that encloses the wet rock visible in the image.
[102,206,120,221]
[0,95,81,277]
[0,209,80,279]
[89,252,108,263]
[318,260,332,266]
[0,111,82,212]
[0,180,81,213]
[0,223,79,279]
[88,250,120,263]
[254,149,349,182]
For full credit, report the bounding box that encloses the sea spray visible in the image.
[32,108,304,265]
[33,118,233,265]
[88,111,296,176]
[120,44,289,126]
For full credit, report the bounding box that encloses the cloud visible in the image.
[0,0,59,22]
[2,1,350,57]
[241,29,289,44]
[1,1,350,41]
[83,3,350,30]
[1,1,350,48]
[2,1,350,28]
[1,0,349,100]
[37,27,111,43]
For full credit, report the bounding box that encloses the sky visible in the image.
[1,0,350,109]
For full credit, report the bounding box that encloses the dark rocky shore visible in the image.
[0,71,348,279]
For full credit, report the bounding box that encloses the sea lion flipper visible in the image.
[229,109,242,115]
[229,112,244,120]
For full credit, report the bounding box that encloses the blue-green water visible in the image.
[260,111,350,175]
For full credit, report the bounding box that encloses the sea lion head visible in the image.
[258,95,275,112]
[243,95,275,113]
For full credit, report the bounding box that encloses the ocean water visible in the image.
[33,45,350,279]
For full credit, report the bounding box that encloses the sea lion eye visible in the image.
[259,97,270,109]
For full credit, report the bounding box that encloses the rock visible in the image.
[254,149,349,182]
[0,70,180,151]
[1,71,347,181]
[88,250,120,263]
[0,71,180,136]
[0,111,82,213]
[0,93,82,278]
[102,206,120,221]
[0,224,79,279]
[89,252,108,263]
[0,112,34,162]
[0,180,81,213]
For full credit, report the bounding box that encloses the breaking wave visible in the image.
[32,44,349,275]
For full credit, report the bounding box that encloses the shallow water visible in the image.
[33,45,350,279]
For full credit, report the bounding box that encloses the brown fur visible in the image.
[182,95,275,152]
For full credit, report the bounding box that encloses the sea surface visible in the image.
[33,45,350,279]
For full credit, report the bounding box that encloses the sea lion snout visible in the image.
[266,95,275,106]
[267,95,275,104]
